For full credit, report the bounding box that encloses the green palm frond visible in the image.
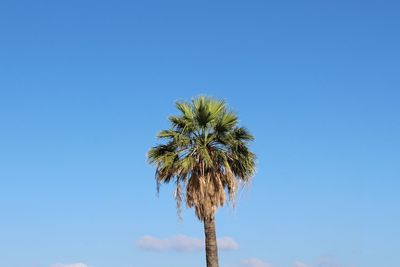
[147,96,256,221]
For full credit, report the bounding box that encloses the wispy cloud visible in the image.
[294,261,312,267]
[51,264,89,267]
[240,258,273,267]
[316,257,349,267]
[293,258,350,267]
[218,236,240,250]
[137,234,239,252]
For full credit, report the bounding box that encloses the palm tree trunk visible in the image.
[204,216,219,267]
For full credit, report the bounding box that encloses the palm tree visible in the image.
[147,96,256,267]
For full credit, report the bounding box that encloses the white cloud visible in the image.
[51,264,89,267]
[137,235,202,251]
[217,236,240,250]
[316,257,346,267]
[294,261,312,267]
[137,234,239,252]
[294,258,349,267]
[240,258,273,267]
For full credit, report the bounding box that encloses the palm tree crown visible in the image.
[147,96,256,221]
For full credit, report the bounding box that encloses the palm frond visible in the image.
[147,96,256,221]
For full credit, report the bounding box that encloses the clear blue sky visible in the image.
[0,1,399,267]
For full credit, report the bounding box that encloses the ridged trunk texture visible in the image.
[204,217,219,267]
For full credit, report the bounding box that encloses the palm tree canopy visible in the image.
[147,96,256,221]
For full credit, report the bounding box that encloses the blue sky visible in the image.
[0,1,399,267]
